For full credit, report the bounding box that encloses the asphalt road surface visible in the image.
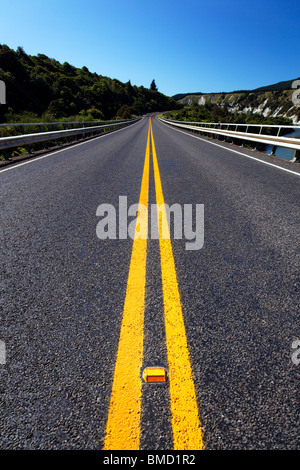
[0,116,300,452]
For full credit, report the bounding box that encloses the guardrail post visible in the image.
[270,145,277,155]
[293,150,300,162]
[40,125,48,149]
[3,149,11,161]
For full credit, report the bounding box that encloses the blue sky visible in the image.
[1,0,299,96]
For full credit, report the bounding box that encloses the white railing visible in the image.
[159,117,300,161]
[0,118,140,152]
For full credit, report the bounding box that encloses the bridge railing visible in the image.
[0,118,140,158]
[159,117,300,162]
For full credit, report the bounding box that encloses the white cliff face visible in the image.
[283,112,300,124]
[271,106,283,117]
[263,107,272,117]
[198,96,206,105]
[253,99,269,114]
[179,91,300,124]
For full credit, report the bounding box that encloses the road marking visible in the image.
[104,118,204,450]
[103,120,150,450]
[159,119,300,178]
[150,119,204,450]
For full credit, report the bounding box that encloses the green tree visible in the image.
[150,79,158,91]
[116,104,132,119]
[48,98,67,117]
[0,45,179,122]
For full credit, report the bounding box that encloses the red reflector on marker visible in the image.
[143,367,168,383]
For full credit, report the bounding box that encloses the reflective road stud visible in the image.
[143,367,168,383]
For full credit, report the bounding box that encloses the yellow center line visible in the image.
[103,118,204,450]
[103,121,150,450]
[150,118,204,450]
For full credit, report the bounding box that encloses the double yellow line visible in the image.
[103,118,204,450]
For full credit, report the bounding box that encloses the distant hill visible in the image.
[172,93,203,101]
[172,77,300,124]
[0,44,180,122]
[172,77,300,101]
[253,77,300,92]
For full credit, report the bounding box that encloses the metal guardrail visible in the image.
[159,119,300,134]
[159,117,300,162]
[0,120,121,128]
[0,118,140,152]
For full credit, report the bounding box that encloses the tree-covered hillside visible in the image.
[253,77,300,93]
[0,45,180,122]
